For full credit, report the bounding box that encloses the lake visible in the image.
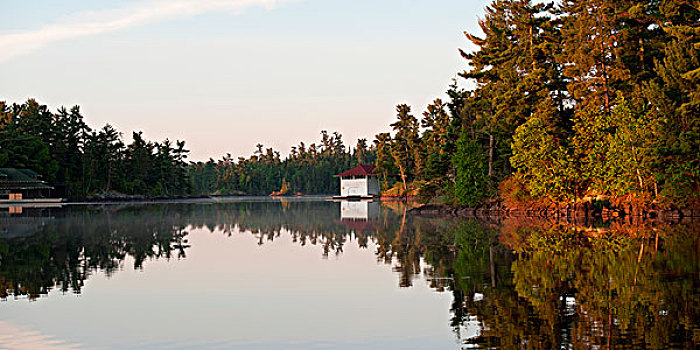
[0,198,697,349]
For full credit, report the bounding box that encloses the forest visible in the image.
[0,98,381,197]
[372,0,699,208]
[187,131,376,196]
[0,100,190,198]
[0,98,375,198]
[1,0,698,206]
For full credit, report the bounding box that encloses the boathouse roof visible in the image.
[335,164,378,177]
[0,168,52,190]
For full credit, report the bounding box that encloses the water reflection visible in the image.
[0,204,190,299]
[340,200,380,221]
[0,199,697,349]
[452,219,699,349]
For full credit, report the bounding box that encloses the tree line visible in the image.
[374,0,699,207]
[0,99,190,198]
[2,0,697,204]
[0,98,378,198]
[188,131,376,196]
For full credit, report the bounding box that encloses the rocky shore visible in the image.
[409,201,699,224]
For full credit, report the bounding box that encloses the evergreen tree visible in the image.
[374,132,395,190]
[421,99,452,181]
[558,0,618,114]
[389,104,420,192]
[643,1,700,203]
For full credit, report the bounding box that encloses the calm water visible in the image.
[0,198,697,349]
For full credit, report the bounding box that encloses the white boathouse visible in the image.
[334,164,380,199]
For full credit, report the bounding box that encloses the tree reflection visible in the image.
[0,201,697,350]
[443,218,699,349]
[0,206,190,300]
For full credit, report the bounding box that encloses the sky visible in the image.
[0,0,488,161]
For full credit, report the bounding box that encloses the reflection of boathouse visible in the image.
[334,164,380,199]
[0,168,53,201]
[339,200,380,233]
[340,200,380,221]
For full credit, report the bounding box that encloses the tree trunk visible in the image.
[599,10,611,115]
[489,245,496,288]
[488,134,494,178]
[399,167,407,195]
[638,37,645,71]
[631,146,644,191]
[106,162,111,191]
[392,153,408,195]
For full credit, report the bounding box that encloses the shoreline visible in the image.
[61,194,335,205]
[408,202,700,224]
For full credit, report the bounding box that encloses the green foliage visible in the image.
[567,96,663,199]
[601,99,662,197]
[389,104,421,191]
[421,99,452,181]
[0,132,58,181]
[498,174,532,206]
[511,113,576,201]
[458,0,564,184]
[557,0,633,114]
[5,0,699,206]
[450,132,492,206]
[445,0,700,205]
[642,7,700,204]
[0,99,190,199]
[187,130,374,196]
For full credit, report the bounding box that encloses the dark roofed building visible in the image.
[0,168,53,201]
[17,169,41,179]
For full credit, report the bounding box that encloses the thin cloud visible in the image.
[0,0,289,63]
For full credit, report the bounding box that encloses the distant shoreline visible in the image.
[62,194,335,206]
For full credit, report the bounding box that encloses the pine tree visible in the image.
[374,132,395,190]
[556,0,632,115]
[461,0,562,183]
[643,1,700,203]
[390,104,420,192]
[421,99,452,181]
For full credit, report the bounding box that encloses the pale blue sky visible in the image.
[0,0,488,160]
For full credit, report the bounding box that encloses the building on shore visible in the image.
[0,168,54,201]
[334,164,380,199]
